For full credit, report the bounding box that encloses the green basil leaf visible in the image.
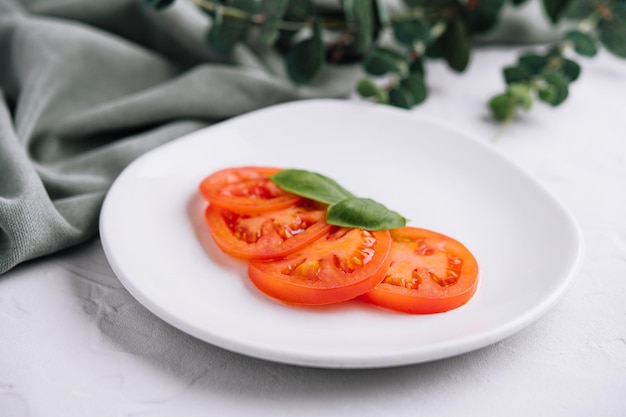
[327,198,407,230]
[271,169,355,205]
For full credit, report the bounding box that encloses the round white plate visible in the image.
[100,99,584,369]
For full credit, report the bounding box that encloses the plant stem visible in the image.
[191,0,347,31]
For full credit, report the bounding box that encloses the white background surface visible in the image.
[1,46,625,416]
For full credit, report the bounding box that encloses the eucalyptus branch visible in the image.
[488,0,624,122]
[192,0,262,22]
[145,0,626,124]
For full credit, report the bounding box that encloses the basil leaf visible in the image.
[327,198,407,230]
[271,169,355,204]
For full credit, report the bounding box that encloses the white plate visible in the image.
[100,99,584,369]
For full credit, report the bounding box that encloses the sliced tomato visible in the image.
[199,166,300,213]
[248,226,391,305]
[247,227,392,305]
[360,227,479,314]
[205,200,332,260]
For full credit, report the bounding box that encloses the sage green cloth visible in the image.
[0,0,361,275]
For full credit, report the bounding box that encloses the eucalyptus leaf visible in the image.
[357,78,386,101]
[284,0,314,20]
[270,169,354,205]
[503,65,532,84]
[327,198,407,230]
[565,30,598,57]
[599,16,626,58]
[542,0,570,23]
[539,71,569,105]
[286,19,324,85]
[400,73,427,105]
[388,85,413,109]
[561,0,596,20]
[409,57,425,76]
[508,83,533,110]
[432,16,471,72]
[561,58,581,82]
[393,17,431,46]
[489,93,516,121]
[259,0,289,45]
[518,53,548,74]
[207,10,248,54]
[143,0,175,10]
[343,0,375,53]
[206,0,259,54]
[363,46,409,76]
[466,0,506,34]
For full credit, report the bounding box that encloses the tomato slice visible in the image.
[199,166,301,213]
[247,227,392,305]
[360,227,479,314]
[205,200,332,260]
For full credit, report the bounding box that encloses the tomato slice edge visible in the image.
[360,226,479,314]
[204,203,332,260]
[199,166,301,213]
[247,228,393,305]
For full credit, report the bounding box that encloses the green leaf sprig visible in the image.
[270,169,407,231]
[489,0,626,122]
[146,0,626,123]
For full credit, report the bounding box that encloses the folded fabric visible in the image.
[0,0,361,275]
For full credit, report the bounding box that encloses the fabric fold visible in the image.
[0,0,361,274]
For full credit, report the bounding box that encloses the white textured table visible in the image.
[1,47,625,417]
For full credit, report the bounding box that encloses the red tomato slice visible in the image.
[199,166,300,213]
[360,227,479,314]
[205,200,332,260]
[248,227,392,305]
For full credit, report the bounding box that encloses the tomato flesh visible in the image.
[205,200,332,260]
[199,166,300,213]
[360,227,479,314]
[248,227,392,305]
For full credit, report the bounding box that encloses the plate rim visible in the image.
[100,98,585,368]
